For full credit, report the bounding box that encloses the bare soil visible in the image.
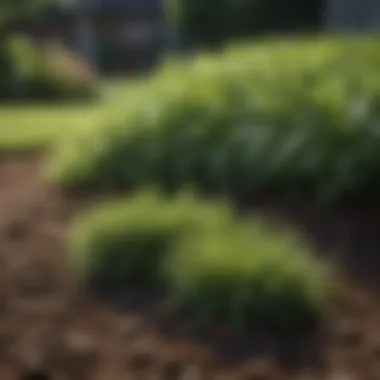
[1,154,380,380]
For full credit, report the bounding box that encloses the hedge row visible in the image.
[70,188,329,331]
[49,35,380,203]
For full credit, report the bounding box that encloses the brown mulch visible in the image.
[0,154,380,380]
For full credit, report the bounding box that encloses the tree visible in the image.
[169,0,325,49]
[0,0,52,27]
[0,0,54,98]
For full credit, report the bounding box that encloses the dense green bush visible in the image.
[69,187,329,330]
[166,224,328,331]
[50,36,380,203]
[70,187,235,287]
[1,35,97,101]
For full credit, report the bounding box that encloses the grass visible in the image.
[0,105,97,150]
[0,78,135,150]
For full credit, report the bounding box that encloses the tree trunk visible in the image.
[0,31,12,98]
[0,18,21,99]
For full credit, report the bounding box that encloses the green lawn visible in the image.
[0,105,99,150]
[0,79,135,150]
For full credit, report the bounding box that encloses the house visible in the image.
[325,0,380,31]
[16,0,380,75]
[262,0,380,34]
[17,0,166,73]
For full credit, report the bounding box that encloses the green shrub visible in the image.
[69,187,235,288]
[50,36,380,203]
[70,187,329,331]
[166,223,329,331]
[2,35,97,101]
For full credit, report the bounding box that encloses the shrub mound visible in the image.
[1,36,97,102]
[70,187,235,287]
[50,35,380,202]
[167,227,328,331]
[70,188,329,331]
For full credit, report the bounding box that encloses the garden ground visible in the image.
[2,85,380,380]
[1,154,380,380]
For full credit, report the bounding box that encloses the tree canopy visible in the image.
[0,0,53,26]
[168,0,324,48]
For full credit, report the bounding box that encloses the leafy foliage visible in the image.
[70,187,235,288]
[50,36,380,203]
[0,0,52,26]
[1,36,97,101]
[70,187,329,331]
[167,223,328,331]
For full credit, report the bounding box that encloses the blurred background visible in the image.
[2,0,380,84]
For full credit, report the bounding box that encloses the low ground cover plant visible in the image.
[50,35,380,203]
[69,187,330,331]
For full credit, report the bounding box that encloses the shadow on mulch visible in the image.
[236,196,380,294]
[92,280,328,376]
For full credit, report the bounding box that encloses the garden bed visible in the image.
[1,153,380,380]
